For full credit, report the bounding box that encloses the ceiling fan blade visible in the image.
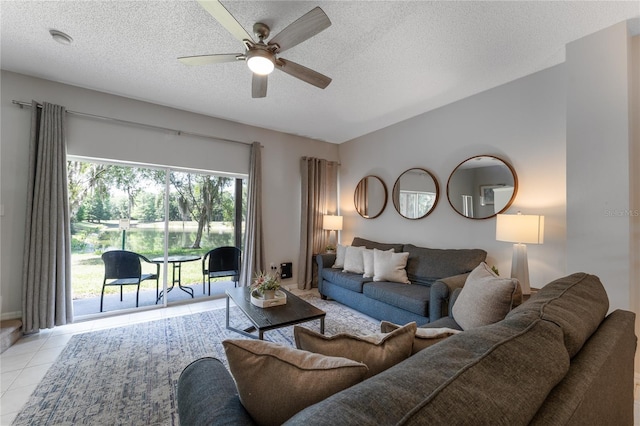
[268,7,331,53]
[275,58,331,89]
[197,0,254,43]
[252,74,268,98]
[178,54,243,66]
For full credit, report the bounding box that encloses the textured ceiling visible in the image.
[2,1,639,143]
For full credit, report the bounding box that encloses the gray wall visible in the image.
[338,21,638,319]
[339,63,567,289]
[0,71,338,319]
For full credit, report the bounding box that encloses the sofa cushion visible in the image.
[343,246,366,274]
[452,262,521,330]
[321,269,371,293]
[363,281,430,316]
[403,244,487,286]
[286,315,570,425]
[506,272,609,358]
[223,339,368,426]
[352,237,404,253]
[381,321,460,354]
[373,248,410,284]
[294,322,416,379]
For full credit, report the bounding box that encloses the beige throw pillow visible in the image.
[381,321,461,354]
[452,262,521,330]
[343,246,366,274]
[294,322,416,378]
[223,339,368,426]
[331,244,348,268]
[373,248,410,284]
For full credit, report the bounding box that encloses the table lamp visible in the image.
[323,215,343,250]
[496,212,544,295]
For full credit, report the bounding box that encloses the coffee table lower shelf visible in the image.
[226,287,326,340]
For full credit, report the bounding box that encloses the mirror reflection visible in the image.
[354,175,387,219]
[392,168,439,219]
[446,155,518,219]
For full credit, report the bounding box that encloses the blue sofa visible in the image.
[316,237,487,324]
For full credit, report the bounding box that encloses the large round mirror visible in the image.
[446,155,518,219]
[354,175,387,219]
[392,168,439,220]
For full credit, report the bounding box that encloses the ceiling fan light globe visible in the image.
[247,56,274,75]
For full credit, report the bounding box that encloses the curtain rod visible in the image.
[12,100,254,147]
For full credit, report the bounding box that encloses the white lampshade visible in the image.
[323,215,343,231]
[496,212,544,296]
[496,214,544,244]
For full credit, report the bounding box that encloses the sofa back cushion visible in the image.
[351,237,404,253]
[506,272,609,358]
[286,314,569,425]
[402,244,487,286]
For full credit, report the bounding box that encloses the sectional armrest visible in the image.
[178,357,255,426]
[430,273,470,321]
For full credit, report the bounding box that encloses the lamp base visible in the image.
[511,243,531,295]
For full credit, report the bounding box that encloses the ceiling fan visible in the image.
[179,0,332,98]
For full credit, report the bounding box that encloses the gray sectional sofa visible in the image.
[316,237,487,324]
[177,272,636,425]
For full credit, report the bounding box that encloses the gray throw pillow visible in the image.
[452,262,521,330]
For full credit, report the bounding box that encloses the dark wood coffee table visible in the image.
[225,287,325,340]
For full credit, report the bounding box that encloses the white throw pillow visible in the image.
[332,244,348,268]
[373,248,410,284]
[343,246,366,274]
[362,249,374,278]
[452,262,522,330]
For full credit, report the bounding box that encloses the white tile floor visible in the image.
[0,297,228,425]
[2,293,639,425]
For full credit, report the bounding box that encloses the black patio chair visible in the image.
[202,247,241,295]
[100,250,160,312]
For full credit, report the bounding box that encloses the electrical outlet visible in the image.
[280,262,293,279]
[270,262,277,271]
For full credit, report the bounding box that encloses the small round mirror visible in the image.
[446,155,518,219]
[392,168,439,219]
[354,175,387,219]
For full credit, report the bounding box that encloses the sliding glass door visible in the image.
[68,158,245,317]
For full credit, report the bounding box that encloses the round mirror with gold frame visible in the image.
[354,175,387,219]
[446,155,518,219]
[392,168,439,220]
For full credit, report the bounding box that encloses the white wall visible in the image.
[339,64,567,288]
[0,71,338,319]
[566,22,633,312]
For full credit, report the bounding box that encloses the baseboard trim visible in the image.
[1,311,21,321]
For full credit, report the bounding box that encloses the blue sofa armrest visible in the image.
[429,273,469,321]
[316,253,337,296]
[178,357,256,426]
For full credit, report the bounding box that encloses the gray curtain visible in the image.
[298,157,339,290]
[240,142,264,287]
[22,101,73,333]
